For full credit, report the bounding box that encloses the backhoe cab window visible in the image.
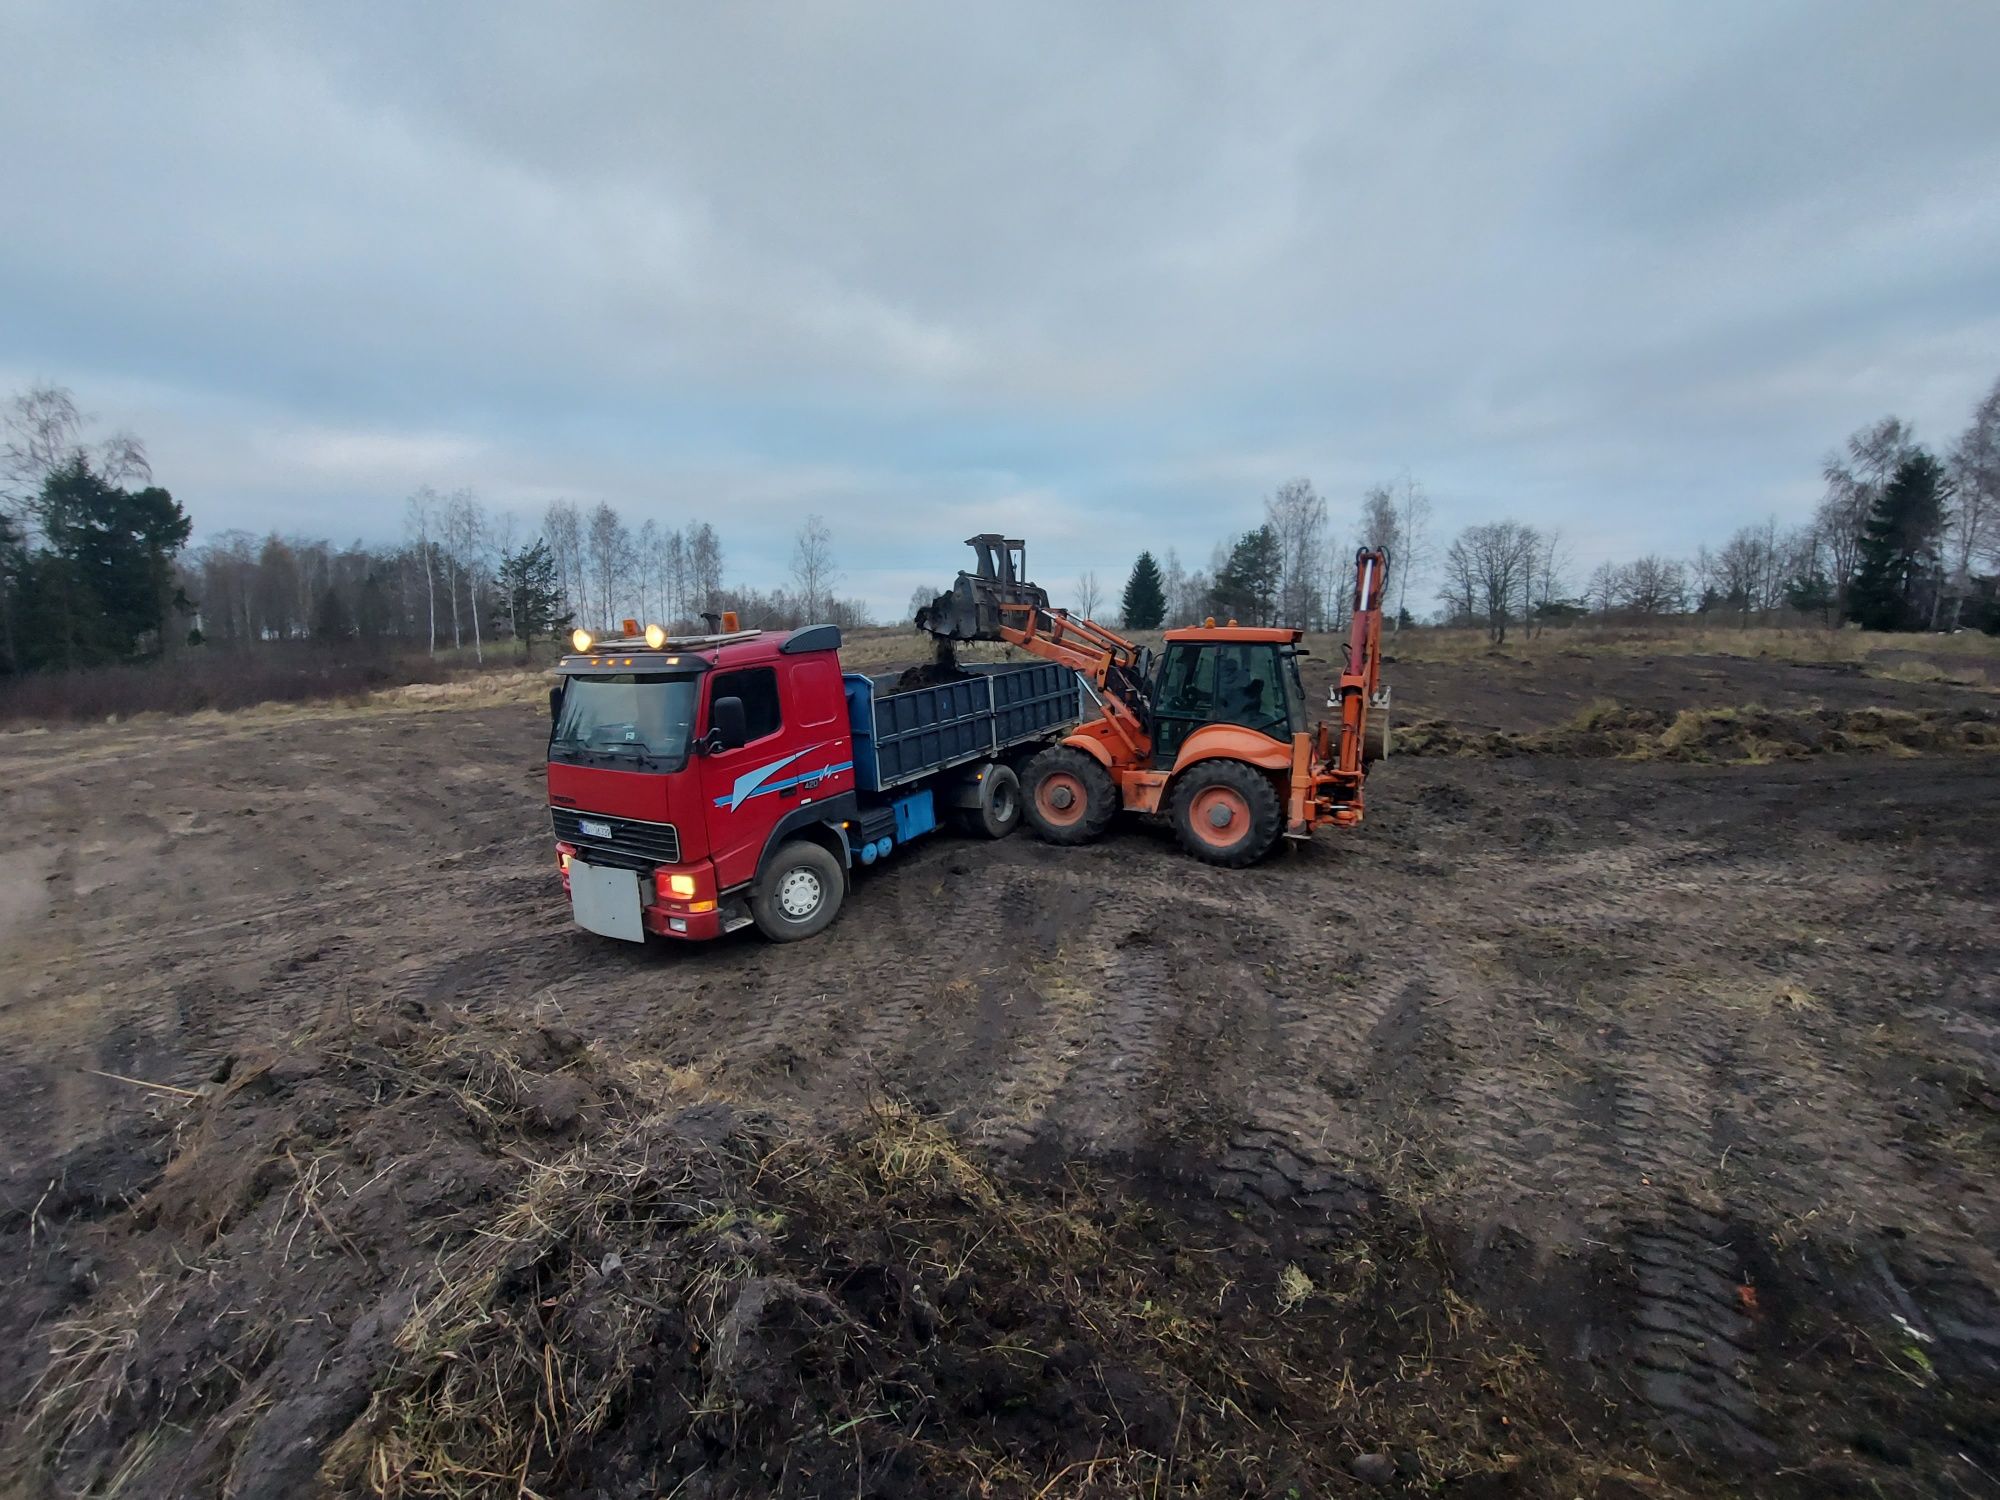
[1153,643,1297,764]
[550,673,698,769]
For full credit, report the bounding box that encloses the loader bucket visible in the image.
[914,533,1053,641]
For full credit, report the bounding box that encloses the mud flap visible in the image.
[569,859,645,942]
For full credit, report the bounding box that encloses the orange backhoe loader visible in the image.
[918,536,1389,866]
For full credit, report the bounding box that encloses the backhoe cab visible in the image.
[919,536,1388,867]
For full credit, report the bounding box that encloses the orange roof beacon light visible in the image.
[721,610,741,632]
[621,618,640,637]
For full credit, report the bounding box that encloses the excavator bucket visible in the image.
[916,533,1053,641]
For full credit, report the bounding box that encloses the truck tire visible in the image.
[960,763,1022,839]
[751,840,845,942]
[1023,746,1117,845]
[1168,760,1281,867]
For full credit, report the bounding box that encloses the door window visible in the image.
[710,666,782,742]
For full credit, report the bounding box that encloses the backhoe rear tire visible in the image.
[1022,746,1117,845]
[1168,760,1282,867]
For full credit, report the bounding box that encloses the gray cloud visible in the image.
[3,0,1996,614]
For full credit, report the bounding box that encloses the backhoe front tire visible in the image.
[1022,746,1117,845]
[751,840,845,942]
[1168,760,1282,867]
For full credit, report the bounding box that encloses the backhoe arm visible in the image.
[1321,548,1389,821]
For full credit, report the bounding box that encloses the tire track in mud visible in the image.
[1603,1028,1769,1456]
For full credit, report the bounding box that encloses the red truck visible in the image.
[547,619,1079,943]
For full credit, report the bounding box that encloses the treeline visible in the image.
[1438,388,2000,644]
[1098,475,1436,632]
[189,495,876,662]
[1103,376,2000,646]
[2,381,880,684]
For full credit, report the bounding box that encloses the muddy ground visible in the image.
[1,647,1997,1497]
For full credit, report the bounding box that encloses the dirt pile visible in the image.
[1397,702,2000,762]
[4,1005,1590,1500]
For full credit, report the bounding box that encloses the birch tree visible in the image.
[405,487,440,654]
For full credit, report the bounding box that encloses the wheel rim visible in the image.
[990,779,1018,823]
[776,866,823,920]
[1187,786,1251,849]
[1035,771,1087,827]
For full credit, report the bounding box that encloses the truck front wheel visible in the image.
[752,840,845,941]
[1023,746,1117,845]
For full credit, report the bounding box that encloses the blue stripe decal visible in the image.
[713,759,854,809]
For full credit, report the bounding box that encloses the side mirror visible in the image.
[710,695,748,751]
[548,684,562,724]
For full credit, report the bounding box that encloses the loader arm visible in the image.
[918,534,1152,760]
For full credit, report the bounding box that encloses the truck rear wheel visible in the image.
[1023,746,1117,845]
[957,763,1022,839]
[751,840,845,942]
[1168,760,1281,867]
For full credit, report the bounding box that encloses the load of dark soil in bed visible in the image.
[1,1004,1604,1500]
[895,638,973,690]
[1397,701,2000,762]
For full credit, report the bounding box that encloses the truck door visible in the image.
[696,660,856,893]
[696,665,794,892]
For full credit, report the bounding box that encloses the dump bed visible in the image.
[842,661,1080,793]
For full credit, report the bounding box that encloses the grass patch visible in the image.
[6,1005,1602,1500]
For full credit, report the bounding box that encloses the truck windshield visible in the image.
[550,673,699,770]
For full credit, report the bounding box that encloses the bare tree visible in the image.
[1075,570,1103,620]
[1587,560,1618,615]
[586,502,631,627]
[1522,527,1571,635]
[1947,377,2000,629]
[1616,555,1687,616]
[442,488,486,659]
[790,513,837,621]
[542,501,583,627]
[663,526,689,627]
[405,487,440,654]
[1264,478,1327,628]
[1385,472,1433,628]
[1439,521,1536,644]
[687,523,723,617]
[3,382,152,541]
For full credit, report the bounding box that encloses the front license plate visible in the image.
[568,858,645,942]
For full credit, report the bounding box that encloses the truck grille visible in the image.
[551,807,681,870]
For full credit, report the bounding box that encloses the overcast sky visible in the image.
[4,1,1997,617]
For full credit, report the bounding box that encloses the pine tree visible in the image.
[1209,526,1282,624]
[1846,452,1948,631]
[312,586,354,641]
[1120,551,1166,629]
[500,538,571,657]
